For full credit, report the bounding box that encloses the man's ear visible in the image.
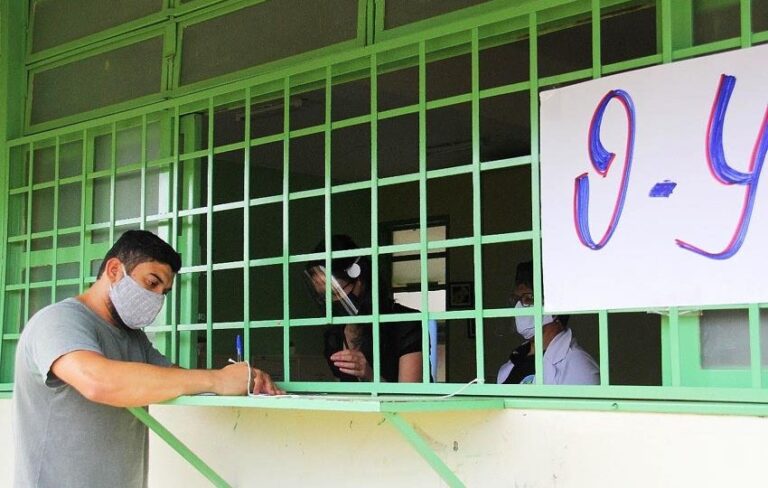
[104,258,124,282]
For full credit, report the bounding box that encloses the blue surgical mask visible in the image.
[109,265,165,329]
[514,302,553,340]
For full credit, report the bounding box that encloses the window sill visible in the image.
[162,393,505,412]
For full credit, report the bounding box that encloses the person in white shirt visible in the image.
[497,261,600,385]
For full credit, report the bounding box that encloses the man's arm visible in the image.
[398,352,422,382]
[51,350,280,407]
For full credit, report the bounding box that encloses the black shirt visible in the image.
[502,342,536,384]
[323,302,422,382]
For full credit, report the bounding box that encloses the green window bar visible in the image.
[1,0,767,412]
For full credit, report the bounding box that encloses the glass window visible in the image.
[180,0,359,85]
[30,37,163,124]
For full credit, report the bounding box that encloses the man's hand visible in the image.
[330,349,372,381]
[213,362,284,395]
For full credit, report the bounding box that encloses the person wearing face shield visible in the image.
[496,261,599,385]
[304,235,423,382]
[13,230,282,488]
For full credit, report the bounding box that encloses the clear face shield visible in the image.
[303,264,359,316]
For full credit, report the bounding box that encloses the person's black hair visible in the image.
[309,234,364,276]
[515,261,568,328]
[515,260,534,288]
[97,230,182,278]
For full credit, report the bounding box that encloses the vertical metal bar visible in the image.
[748,303,762,388]
[23,143,32,323]
[324,67,333,331]
[598,309,609,386]
[140,115,148,231]
[365,0,376,45]
[669,307,681,387]
[374,0,386,37]
[0,146,10,371]
[370,53,382,384]
[178,113,202,369]
[660,0,674,63]
[740,0,752,48]
[529,12,544,385]
[109,123,117,244]
[51,138,60,305]
[170,109,180,364]
[471,28,485,384]
[243,88,252,363]
[282,78,292,381]
[418,41,430,384]
[591,0,602,79]
[79,133,88,293]
[206,99,214,369]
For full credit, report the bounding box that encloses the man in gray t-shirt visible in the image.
[13,230,282,487]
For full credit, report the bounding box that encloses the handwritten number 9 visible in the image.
[573,90,637,250]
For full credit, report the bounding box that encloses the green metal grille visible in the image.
[1,0,768,410]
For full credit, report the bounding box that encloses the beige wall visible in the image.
[2,398,766,487]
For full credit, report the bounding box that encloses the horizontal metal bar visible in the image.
[212,141,247,154]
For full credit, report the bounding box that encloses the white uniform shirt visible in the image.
[496,329,600,385]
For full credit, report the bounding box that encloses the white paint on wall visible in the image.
[0,401,14,485]
[2,399,767,487]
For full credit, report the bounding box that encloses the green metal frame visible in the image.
[3,4,768,483]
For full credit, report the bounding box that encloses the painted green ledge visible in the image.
[162,393,505,413]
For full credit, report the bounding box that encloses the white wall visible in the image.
[2,398,766,487]
[0,401,13,484]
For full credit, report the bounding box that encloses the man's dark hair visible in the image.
[515,260,570,328]
[515,260,534,288]
[97,230,181,278]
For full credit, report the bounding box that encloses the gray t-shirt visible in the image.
[13,298,171,488]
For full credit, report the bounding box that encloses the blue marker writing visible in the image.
[649,180,677,198]
[573,89,637,250]
[675,74,768,260]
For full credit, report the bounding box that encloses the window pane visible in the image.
[427,103,472,170]
[700,310,768,368]
[601,2,657,65]
[427,174,472,239]
[378,114,418,178]
[481,166,532,235]
[693,0,740,45]
[31,0,162,52]
[479,36,529,90]
[538,20,591,79]
[332,123,371,184]
[384,0,491,29]
[608,313,661,386]
[480,91,530,162]
[31,37,163,124]
[180,0,358,85]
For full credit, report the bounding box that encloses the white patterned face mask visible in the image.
[109,264,165,329]
[514,302,553,340]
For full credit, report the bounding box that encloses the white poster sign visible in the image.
[540,44,768,312]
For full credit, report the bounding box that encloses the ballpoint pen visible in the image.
[236,334,243,363]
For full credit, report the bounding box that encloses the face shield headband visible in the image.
[303,264,359,316]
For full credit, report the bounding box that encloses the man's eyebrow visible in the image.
[149,272,166,286]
